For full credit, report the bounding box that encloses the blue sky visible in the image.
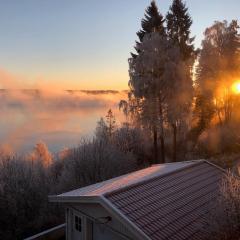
[0,0,239,90]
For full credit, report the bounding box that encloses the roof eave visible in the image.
[48,195,100,203]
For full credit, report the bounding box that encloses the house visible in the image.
[49,160,225,240]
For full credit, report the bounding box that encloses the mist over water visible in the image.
[0,89,126,153]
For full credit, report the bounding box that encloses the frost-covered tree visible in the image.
[129,33,167,163]
[113,123,151,165]
[194,20,240,134]
[96,109,117,142]
[130,29,194,162]
[106,109,116,138]
[95,117,109,141]
[0,155,59,240]
[166,0,195,161]
[130,31,190,163]
[124,1,166,163]
[29,141,53,167]
[164,48,193,161]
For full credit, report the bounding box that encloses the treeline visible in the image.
[0,111,150,239]
[120,0,240,164]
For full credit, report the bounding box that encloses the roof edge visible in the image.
[203,159,228,174]
[99,196,151,240]
[48,195,100,203]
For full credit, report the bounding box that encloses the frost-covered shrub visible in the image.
[204,172,240,240]
[55,137,138,192]
[0,155,62,240]
[113,124,152,165]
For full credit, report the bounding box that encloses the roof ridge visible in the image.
[151,159,205,166]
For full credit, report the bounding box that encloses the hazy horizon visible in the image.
[0,89,127,153]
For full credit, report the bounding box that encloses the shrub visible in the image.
[203,172,240,240]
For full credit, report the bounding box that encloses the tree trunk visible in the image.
[159,102,165,163]
[172,123,177,162]
[153,126,158,164]
[160,135,165,163]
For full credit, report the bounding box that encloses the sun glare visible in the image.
[232,81,240,94]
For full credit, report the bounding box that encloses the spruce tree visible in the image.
[137,1,165,41]
[166,0,195,162]
[128,1,166,163]
[106,109,116,138]
[166,0,195,61]
[131,1,165,58]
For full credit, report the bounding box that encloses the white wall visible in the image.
[66,203,135,240]
[93,222,126,240]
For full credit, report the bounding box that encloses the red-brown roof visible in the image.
[105,161,224,240]
[50,160,225,240]
[57,161,197,197]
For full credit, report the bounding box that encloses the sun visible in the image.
[231,81,240,94]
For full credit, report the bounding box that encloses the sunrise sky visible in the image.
[0,0,239,90]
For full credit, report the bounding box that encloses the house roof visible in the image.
[57,160,198,198]
[49,160,225,240]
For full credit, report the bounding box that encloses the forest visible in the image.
[1,0,240,239]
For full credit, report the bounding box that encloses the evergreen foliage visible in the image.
[137,1,165,41]
[131,0,165,58]
[166,0,195,61]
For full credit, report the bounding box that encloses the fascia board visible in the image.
[48,195,100,203]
